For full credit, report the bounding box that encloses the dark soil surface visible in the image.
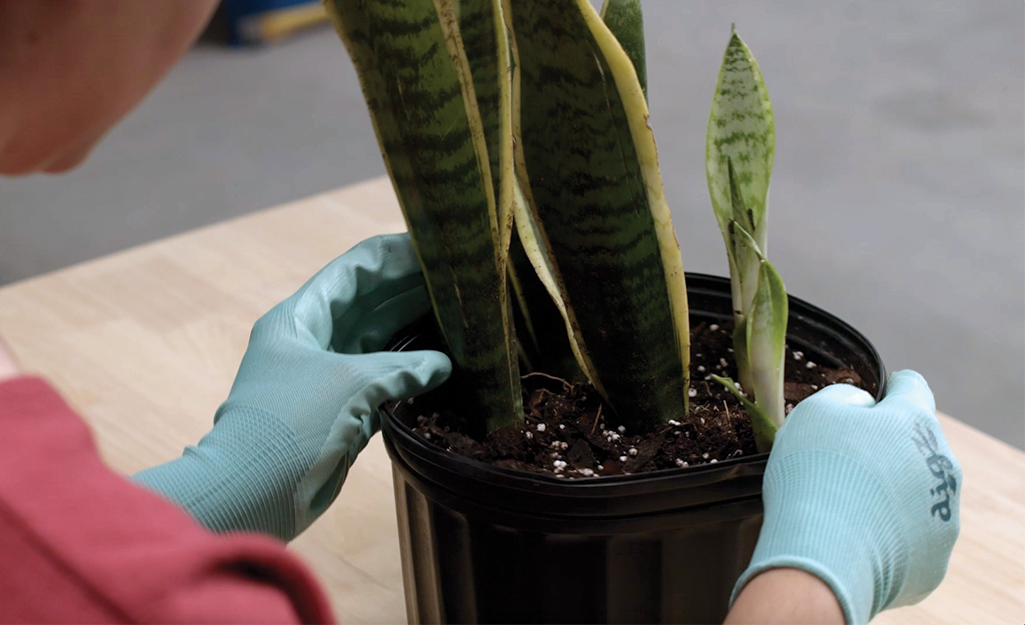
[396,321,865,479]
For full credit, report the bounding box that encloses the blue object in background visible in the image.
[219,0,329,46]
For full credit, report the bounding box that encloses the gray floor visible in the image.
[2,0,1022,448]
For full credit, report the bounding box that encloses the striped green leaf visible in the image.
[706,26,774,255]
[706,28,787,449]
[600,0,647,101]
[508,0,689,428]
[712,221,787,449]
[459,0,517,269]
[726,163,762,310]
[746,257,788,431]
[727,217,761,392]
[503,0,602,389]
[325,0,521,433]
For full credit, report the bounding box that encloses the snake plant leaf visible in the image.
[325,0,521,433]
[508,0,689,428]
[600,0,647,101]
[722,220,787,432]
[458,0,502,199]
[727,218,762,393]
[730,315,752,400]
[502,0,600,390]
[458,0,517,269]
[726,173,762,319]
[746,258,788,431]
[706,26,774,254]
[711,375,776,453]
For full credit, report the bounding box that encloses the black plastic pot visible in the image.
[382,273,884,624]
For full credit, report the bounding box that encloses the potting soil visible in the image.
[400,321,867,478]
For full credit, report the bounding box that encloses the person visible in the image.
[0,3,960,624]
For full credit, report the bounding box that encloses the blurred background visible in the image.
[1,0,1022,449]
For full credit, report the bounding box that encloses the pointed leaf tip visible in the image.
[706,27,775,258]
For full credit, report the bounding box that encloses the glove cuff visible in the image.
[133,406,316,542]
[732,450,909,625]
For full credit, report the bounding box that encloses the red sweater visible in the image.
[0,377,335,624]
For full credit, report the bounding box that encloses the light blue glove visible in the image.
[134,234,451,542]
[731,370,961,625]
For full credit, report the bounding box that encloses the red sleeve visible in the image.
[0,377,335,624]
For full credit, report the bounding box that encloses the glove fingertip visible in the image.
[407,349,453,390]
[358,350,452,401]
[366,232,420,273]
[804,383,877,408]
[881,369,936,414]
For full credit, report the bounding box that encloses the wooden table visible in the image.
[1,176,1022,624]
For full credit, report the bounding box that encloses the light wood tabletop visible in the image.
[1,176,1022,624]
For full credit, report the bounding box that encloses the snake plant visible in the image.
[324,0,783,446]
[706,27,787,453]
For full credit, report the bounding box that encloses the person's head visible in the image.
[0,0,216,176]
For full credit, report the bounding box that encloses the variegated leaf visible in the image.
[325,0,521,433]
[746,259,788,430]
[508,0,689,427]
[727,219,764,393]
[706,26,774,254]
[600,0,646,100]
